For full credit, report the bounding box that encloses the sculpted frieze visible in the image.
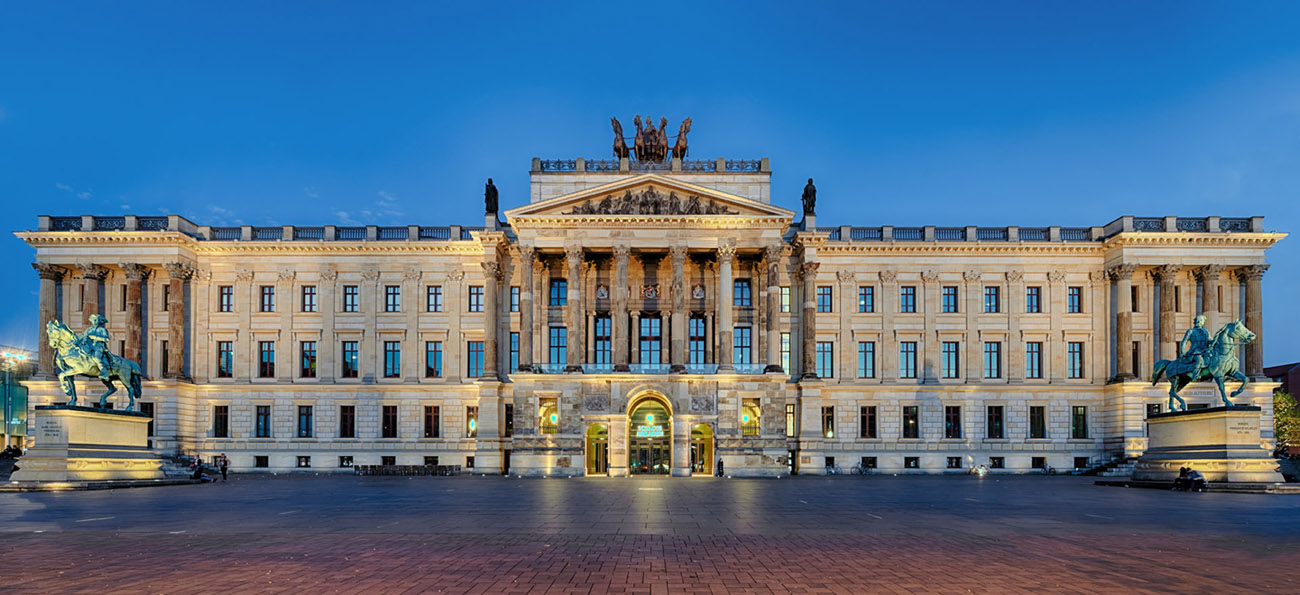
[568,186,738,216]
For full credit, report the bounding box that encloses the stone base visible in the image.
[10,406,162,482]
[1132,406,1283,483]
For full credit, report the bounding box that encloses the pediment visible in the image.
[504,174,794,222]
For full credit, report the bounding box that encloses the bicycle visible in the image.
[825,464,843,475]
[850,463,872,475]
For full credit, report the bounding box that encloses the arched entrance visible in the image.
[691,423,714,475]
[586,423,608,475]
[628,396,671,475]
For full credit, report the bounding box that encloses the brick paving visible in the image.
[0,475,1297,593]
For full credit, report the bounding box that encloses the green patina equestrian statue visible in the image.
[1151,318,1256,412]
[46,316,144,411]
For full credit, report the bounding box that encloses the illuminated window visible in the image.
[780,332,791,373]
[785,403,796,437]
[902,405,919,439]
[539,397,558,434]
[466,406,478,438]
[742,398,761,436]
[780,286,791,312]
[821,406,835,438]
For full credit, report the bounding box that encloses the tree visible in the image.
[1274,392,1300,455]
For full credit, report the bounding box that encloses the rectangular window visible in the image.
[119,284,127,312]
[425,341,443,378]
[741,397,761,436]
[1174,286,1182,313]
[1026,342,1043,379]
[785,403,796,437]
[255,405,271,438]
[254,456,268,468]
[259,286,275,312]
[734,327,752,365]
[821,406,835,438]
[341,341,359,378]
[162,284,169,311]
[382,405,398,438]
[986,406,1004,439]
[218,286,233,312]
[301,285,317,312]
[466,406,478,438]
[857,342,875,378]
[549,327,567,365]
[1071,406,1088,439]
[504,403,513,437]
[904,456,919,469]
[815,341,833,378]
[941,341,960,379]
[983,286,1000,313]
[509,332,519,372]
[339,456,353,468]
[213,405,229,438]
[734,280,752,307]
[1131,341,1141,378]
[1131,286,1140,313]
[161,340,169,376]
[902,405,919,439]
[549,279,567,306]
[947,457,963,469]
[297,405,313,438]
[983,342,1002,379]
[859,406,877,439]
[1029,405,1046,439]
[900,341,918,379]
[140,402,154,436]
[944,406,962,439]
[1026,286,1042,313]
[381,456,395,466]
[687,317,705,365]
[509,286,520,312]
[384,285,401,312]
[469,286,484,312]
[1067,286,1083,313]
[780,286,791,313]
[383,341,401,378]
[989,457,1004,469]
[639,316,662,365]
[467,341,485,377]
[596,317,613,365]
[941,286,958,313]
[780,332,791,374]
[426,286,443,312]
[1067,342,1085,378]
[816,286,832,312]
[297,456,311,468]
[423,405,440,438]
[342,285,359,312]
[258,341,275,378]
[339,405,356,439]
[300,341,317,378]
[900,286,917,313]
[857,286,874,313]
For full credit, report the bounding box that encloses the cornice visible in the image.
[508,214,792,228]
[1100,232,1286,249]
[820,242,1103,256]
[17,232,482,256]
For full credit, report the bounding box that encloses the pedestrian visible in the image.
[1186,468,1208,492]
[1172,467,1190,491]
[219,453,230,481]
[716,458,724,477]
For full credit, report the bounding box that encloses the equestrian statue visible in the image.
[1150,317,1256,412]
[46,315,144,411]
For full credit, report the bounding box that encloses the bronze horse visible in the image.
[671,117,692,160]
[611,117,629,159]
[46,319,143,410]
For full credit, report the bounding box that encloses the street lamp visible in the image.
[0,352,28,449]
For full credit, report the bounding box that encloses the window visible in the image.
[1032,457,1046,470]
[860,406,877,439]
[1026,286,1042,313]
[509,332,519,372]
[381,455,396,466]
[857,286,874,313]
[780,286,791,313]
[983,286,1000,313]
[254,456,268,468]
[255,405,271,438]
[259,286,275,312]
[384,285,401,312]
[734,280,752,307]
[296,456,311,468]
[741,398,761,436]
[424,456,439,466]
[904,456,919,469]
[301,285,317,312]
[382,405,398,438]
[339,456,354,468]
[467,341,485,377]
[816,286,832,312]
[504,404,513,437]
[1074,456,1090,470]
[342,285,359,312]
[1026,342,1043,379]
[780,333,791,374]
[900,286,916,313]
[987,406,1004,439]
[1174,286,1182,313]
[549,327,567,365]
[734,327,752,365]
[983,342,1002,379]
[339,405,356,438]
[383,341,401,378]
[549,279,567,306]
[902,406,919,439]
[785,403,796,437]
[140,402,154,436]
[1071,406,1088,439]
[258,341,275,378]
[426,286,443,312]
[900,342,918,379]
[687,317,704,365]
[1067,286,1083,313]
[162,284,170,311]
[425,341,443,378]
[857,342,875,378]
[596,317,613,365]
[161,340,169,376]
[1029,406,1046,439]
[815,341,833,378]
[218,286,233,312]
[821,406,835,438]
[118,284,127,312]
[423,405,440,438]
[468,286,484,312]
[941,342,960,379]
[1131,341,1141,379]
[1130,286,1139,313]
[297,406,313,438]
[947,457,963,469]
[944,406,962,439]
[341,341,359,378]
[509,286,519,312]
[941,286,958,313]
[213,405,229,438]
[1067,342,1085,378]
[639,317,661,365]
[464,406,478,439]
[989,457,1004,469]
[300,341,317,378]
[861,456,877,469]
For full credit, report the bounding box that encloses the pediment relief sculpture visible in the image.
[568,186,738,216]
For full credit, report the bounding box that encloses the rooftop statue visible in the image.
[624,115,688,162]
[802,178,817,214]
[611,118,630,159]
[671,117,692,160]
[484,178,499,214]
[45,316,143,411]
[1151,318,1256,411]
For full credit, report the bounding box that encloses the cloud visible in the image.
[303,186,320,199]
[333,210,361,226]
[206,205,244,226]
[76,191,92,200]
[55,183,92,199]
[120,204,131,210]
[55,183,72,192]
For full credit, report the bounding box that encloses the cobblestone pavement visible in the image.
[1,475,1297,593]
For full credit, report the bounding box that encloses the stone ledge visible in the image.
[1095,479,1300,494]
[0,478,202,492]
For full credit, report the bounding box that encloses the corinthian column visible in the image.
[481,259,502,381]
[1238,265,1268,379]
[1108,264,1138,381]
[516,246,535,372]
[78,264,109,327]
[163,262,192,380]
[1196,264,1226,333]
[32,262,65,378]
[764,245,784,373]
[799,261,820,379]
[669,245,687,373]
[1154,265,1182,362]
[120,263,150,364]
[716,242,736,372]
[564,246,584,372]
[612,245,630,372]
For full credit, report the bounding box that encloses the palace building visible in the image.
[17,143,1285,476]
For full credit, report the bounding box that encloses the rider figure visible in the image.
[1179,315,1210,373]
[81,314,112,374]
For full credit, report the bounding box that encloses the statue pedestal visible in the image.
[10,406,162,482]
[1133,406,1282,483]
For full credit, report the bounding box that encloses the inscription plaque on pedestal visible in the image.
[1132,406,1282,483]
[10,405,162,482]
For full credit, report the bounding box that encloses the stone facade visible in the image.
[17,160,1285,476]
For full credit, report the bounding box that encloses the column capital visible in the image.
[276,269,297,282]
[717,241,737,260]
[32,262,66,281]
[613,244,631,260]
[236,268,255,282]
[164,262,194,280]
[564,245,584,263]
[481,261,503,280]
[763,243,782,263]
[1047,270,1067,284]
[120,263,150,281]
[445,271,465,282]
[836,270,857,286]
[878,269,898,284]
[360,270,380,282]
[78,263,109,280]
[1005,269,1023,283]
[516,244,536,262]
[1195,264,1227,280]
[962,269,981,283]
[320,269,339,282]
[669,244,688,263]
[1106,263,1139,281]
[1088,270,1108,284]
[1236,264,1269,281]
[403,269,423,282]
[798,261,820,281]
[921,270,940,283]
[1150,264,1182,281]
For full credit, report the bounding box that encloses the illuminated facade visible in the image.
[18,154,1284,476]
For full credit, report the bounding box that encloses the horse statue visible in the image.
[46,319,143,411]
[671,117,691,160]
[633,115,645,161]
[611,117,630,159]
[1151,319,1256,411]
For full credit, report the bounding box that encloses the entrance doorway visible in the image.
[586,424,608,475]
[628,398,670,475]
[690,423,714,475]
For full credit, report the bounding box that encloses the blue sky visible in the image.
[1,2,1297,363]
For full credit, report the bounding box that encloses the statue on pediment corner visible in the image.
[611,118,630,160]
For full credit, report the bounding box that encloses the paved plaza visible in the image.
[1,475,1298,594]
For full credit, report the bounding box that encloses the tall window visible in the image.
[860,406,877,439]
[218,286,233,312]
[734,327,752,365]
[983,286,1000,313]
[1067,342,1085,378]
[741,398,761,436]
[595,316,612,365]
[816,286,832,312]
[902,405,919,438]
[384,285,401,312]
[162,284,170,310]
[383,341,401,378]
[780,332,791,373]
[815,341,833,378]
[1026,342,1043,379]
[549,327,567,365]
[1071,406,1088,439]
[857,286,874,313]
[857,342,875,378]
[342,285,359,312]
[900,286,917,313]
[941,286,958,313]
[300,341,317,378]
[140,402,154,436]
[1026,286,1042,313]
[301,285,317,312]
[639,317,662,364]
[341,341,359,378]
[1029,405,1046,439]
[1067,287,1083,313]
[944,406,962,439]
[734,280,752,307]
[687,316,705,365]
[1131,341,1141,378]
[549,279,567,306]
[258,341,275,378]
[941,342,960,378]
[467,341,485,377]
[425,341,443,377]
[216,341,233,378]
[339,405,356,439]
[509,286,520,312]
[780,286,791,313]
[468,286,484,312]
[504,403,513,437]
[900,341,918,379]
[785,403,796,437]
[161,340,170,375]
[426,286,443,312]
[466,406,478,438]
[1131,286,1140,313]
[423,406,440,438]
[983,342,1002,379]
[382,405,398,438]
[213,405,229,438]
[509,332,519,372]
[259,286,275,312]
[821,406,835,438]
[539,397,558,434]
[255,405,271,438]
[987,406,1005,439]
[297,405,313,438]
